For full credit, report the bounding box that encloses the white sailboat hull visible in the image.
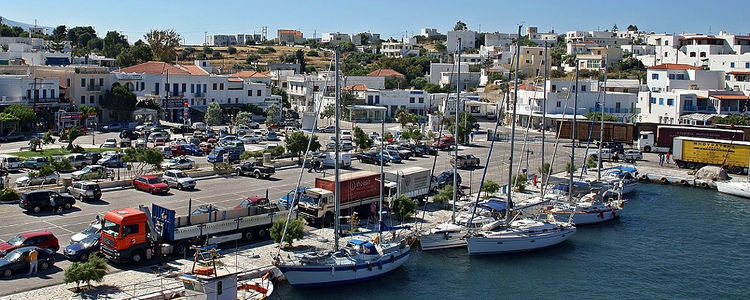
[277,247,410,287]
[716,181,750,199]
[467,227,576,255]
[420,231,467,250]
[550,208,621,225]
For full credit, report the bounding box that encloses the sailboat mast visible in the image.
[597,55,608,181]
[451,38,462,223]
[570,62,579,203]
[334,48,341,251]
[506,24,522,225]
[379,113,384,240]
[541,42,548,195]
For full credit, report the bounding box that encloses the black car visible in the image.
[83,152,103,164]
[63,233,100,261]
[598,141,624,152]
[235,161,276,178]
[0,246,55,277]
[19,190,76,214]
[431,170,462,192]
[119,130,139,140]
[403,144,425,157]
[356,152,386,165]
[415,144,438,156]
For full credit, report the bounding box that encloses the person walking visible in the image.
[666,152,671,164]
[658,153,665,166]
[370,202,377,224]
[27,248,38,275]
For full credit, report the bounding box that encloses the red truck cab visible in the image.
[100,208,151,263]
[432,136,455,149]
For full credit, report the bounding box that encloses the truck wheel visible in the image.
[686,162,695,169]
[175,244,187,256]
[676,161,686,168]
[131,251,144,263]
[33,206,41,213]
[731,166,743,174]
[254,172,261,179]
[80,252,89,262]
[258,229,268,239]
[244,231,254,241]
[40,261,50,270]
[644,146,651,153]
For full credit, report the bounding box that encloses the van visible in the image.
[192,122,207,131]
[315,152,352,168]
[0,154,22,171]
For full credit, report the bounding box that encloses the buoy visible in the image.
[700,182,708,188]
[640,174,649,182]
[660,177,668,184]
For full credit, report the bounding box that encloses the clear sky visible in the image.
[2,0,748,44]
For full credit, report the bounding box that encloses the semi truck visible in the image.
[638,125,744,153]
[672,137,750,174]
[557,121,635,144]
[99,202,288,264]
[297,171,381,225]
[384,167,431,201]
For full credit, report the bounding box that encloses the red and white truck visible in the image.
[297,171,382,225]
[637,125,744,153]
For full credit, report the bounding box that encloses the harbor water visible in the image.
[276,184,750,299]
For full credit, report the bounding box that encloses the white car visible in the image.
[71,223,101,243]
[71,165,110,180]
[162,169,196,190]
[101,138,118,148]
[340,130,353,141]
[624,149,643,160]
[15,172,60,186]
[134,139,148,148]
[241,135,261,144]
[161,157,195,170]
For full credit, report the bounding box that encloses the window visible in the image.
[213,83,217,90]
[203,84,207,93]
[525,60,530,64]
[81,78,86,87]
[220,83,224,90]
[99,78,103,86]
[652,73,659,80]
[684,100,693,108]
[700,52,706,57]
[581,85,586,92]
[247,90,252,96]
[235,98,238,104]
[141,82,145,90]
[409,97,415,103]
[81,96,85,104]
[182,83,186,92]
[659,98,664,105]
[690,52,696,57]
[90,78,95,87]
[90,96,95,103]
[651,97,656,104]
[42,90,46,98]
[123,224,139,236]
[191,99,194,106]
[677,74,685,80]
[551,84,556,92]
[375,95,380,104]
[556,101,561,107]
[746,62,750,68]
[418,97,424,103]
[731,62,735,68]
[668,74,675,80]
[191,84,195,93]
[154,83,159,95]
[257,90,261,96]
[367,95,373,105]
[667,99,674,106]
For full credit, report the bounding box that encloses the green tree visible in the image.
[538,162,551,177]
[123,147,164,174]
[50,157,73,172]
[626,25,638,32]
[145,29,181,63]
[393,195,417,221]
[102,31,130,58]
[272,87,290,108]
[454,21,467,31]
[233,111,254,127]
[352,126,372,150]
[265,103,280,126]
[270,217,306,247]
[320,103,335,119]
[64,253,109,292]
[585,112,619,122]
[28,138,41,151]
[79,105,98,126]
[306,50,319,57]
[3,104,36,129]
[285,131,320,160]
[511,173,528,192]
[203,46,213,54]
[432,185,454,209]
[240,103,264,115]
[395,108,415,127]
[446,112,477,144]
[227,46,237,54]
[48,40,65,53]
[102,84,138,111]
[63,126,85,150]
[246,54,261,64]
[42,130,55,144]
[712,114,748,125]
[481,180,500,198]
[205,102,223,126]
[52,25,67,41]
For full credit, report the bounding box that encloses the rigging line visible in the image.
[579,87,603,178]
[276,56,335,258]
[515,75,539,179]
[540,78,576,199]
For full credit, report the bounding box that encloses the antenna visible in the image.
[262,26,268,41]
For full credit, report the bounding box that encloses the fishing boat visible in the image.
[601,167,639,194]
[238,272,275,300]
[716,181,750,199]
[275,49,410,287]
[466,26,576,256]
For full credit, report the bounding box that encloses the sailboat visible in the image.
[466,26,576,256]
[274,49,410,287]
[716,155,750,198]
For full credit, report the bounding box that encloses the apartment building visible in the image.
[321,32,351,46]
[277,29,305,45]
[421,28,440,38]
[446,30,477,53]
[0,75,60,109]
[484,33,514,49]
[381,38,420,58]
[207,33,262,46]
[565,30,630,54]
[526,27,558,45]
[363,89,436,117]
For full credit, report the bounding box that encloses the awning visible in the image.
[479,199,507,211]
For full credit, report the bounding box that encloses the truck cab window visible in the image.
[124,224,139,236]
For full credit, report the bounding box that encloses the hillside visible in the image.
[176,45,334,74]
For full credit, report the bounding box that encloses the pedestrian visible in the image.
[370,202,377,224]
[470,131,474,142]
[27,248,38,275]
[666,152,671,164]
[92,215,101,225]
[658,153,664,166]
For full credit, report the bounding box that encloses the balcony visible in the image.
[87,85,102,91]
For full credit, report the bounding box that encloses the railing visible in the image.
[683,106,716,112]
[87,85,102,91]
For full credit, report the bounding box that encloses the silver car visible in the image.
[162,170,196,190]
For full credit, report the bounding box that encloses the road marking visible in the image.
[43,220,74,234]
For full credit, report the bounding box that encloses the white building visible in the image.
[565,30,631,54]
[526,27,558,45]
[484,33,514,49]
[429,62,470,84]
[0,74,60,108]
[446,30,477,53]
[208,34,262,46]
[439,71,481,90]
[621,44,655,56]
[381,37,420,58]
[363,89,436,117]
[646,63,724,93]
[421,28,440,38]
[321,32,351,46]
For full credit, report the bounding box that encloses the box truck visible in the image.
[672,137,750,174]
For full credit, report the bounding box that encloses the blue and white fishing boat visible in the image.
[275,49,410,287]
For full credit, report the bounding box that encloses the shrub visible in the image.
[28,138,41,151]
[227,46,237,54]
[72,145,85,153]
[39,164,56,177]
[512,173,528,192]
[212,162,233,175]
[565,162,577,175]
[50,157,73,172]
[240,151,263,160]
[270,217,305,247]
[64,253,109,291]
[481,180,500,198]
[0,188,20,202]
[393,195,417,221]
[42,130,55,144]
[432,185,453,208]
[586,155,598,169]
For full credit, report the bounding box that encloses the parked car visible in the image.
[65,153,91,169]
[341,140,354,151]
[382,150,402,163]
[432,136,455,150]
[70,223,101,244]
[450,154,481,169]
[403,144,425,157]
[71,165,111,180]
[102,123,123,132]
[356,152,387,165]
[431,170,462,192]
[119,129,139,140]
[134,139,148,148]
[63,233,100,262]
[22,157,49,169]
[235,161,275,179]
[156,146,173,159]
[162,169,196,190]
[199,142,214,154]
[15,172,60,187]
[416,144,438,156]
[265,132,280,141]
[184,144,204,156]
[386,144,412,159]
[67,181,102,201]
[19,189,75,213]
[0,154,23,171]
[101,138,118,148]
[169,144,188,156]
[193,132,206,142]
[623,149,643,160]
[234,196,269,209]
[147,131,168,143]
[0,231,59,258]
[83,152,103,164]
[192,122,207,131]
[161,157,195,170]
[132,175,169,194]
[241,134,262,144]
[98,154,125,168]
[0,247,56,277]
[247,121,260,129]
[318,126,336,133]
[340,130,353,141]
[153,137,167,146]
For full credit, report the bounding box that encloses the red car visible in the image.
[154,137,166,146]
[234,197,268,209]
[206,137,218,144]
[170,145,187,156]
[0,231,59,256]
[432,136,455,150]
[133,175,170,194]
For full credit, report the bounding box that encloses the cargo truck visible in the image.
[638,125,744,153]
[672,137,750,174]
[383,167,431,201]
[297,171,381,225]
[99,202,287,264]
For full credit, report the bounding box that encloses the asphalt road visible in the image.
[0,121,590,295]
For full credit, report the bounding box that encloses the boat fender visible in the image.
[598,212,604,219]
[331,266,335,275]
[660,177,668,184]
[390,254,395,263]
[700,182,708,188]
[640,174,649,182]
[612,210,617,218]
[367,262,373,271]
[679,179,688,185]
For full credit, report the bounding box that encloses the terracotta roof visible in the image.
[511,84,540,91]
[182,64,209,76]
[278,29,302,36]
[231,71,270,78]
[118,61,190,75]
[710,94,750,100]
[727,71,750,76]
[367,69,404,77]
[647,64,702,70]
[227,77,243,82]
[342,84,367,91]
